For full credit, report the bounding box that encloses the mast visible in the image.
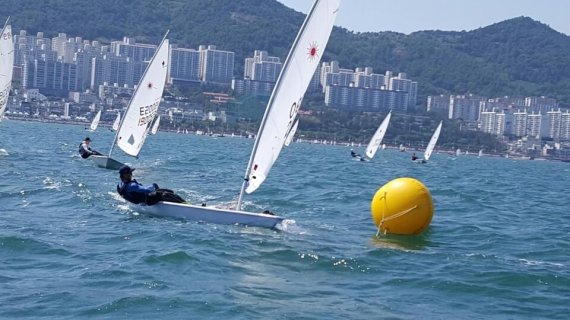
[108,30,169,158]
[236,1,323,210]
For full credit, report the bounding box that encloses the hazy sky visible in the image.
[278,0,569,35]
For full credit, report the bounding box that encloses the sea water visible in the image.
[1,121,569,319]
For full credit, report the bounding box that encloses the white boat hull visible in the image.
[91,155,125,170]
[130,201,285,229]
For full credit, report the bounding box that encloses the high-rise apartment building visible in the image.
[169,47,200,83]
[199,45,234,86]
[448,94,483,122]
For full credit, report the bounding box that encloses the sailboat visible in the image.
[91,32,169,170]
[0,18,14,121]
[478,149,483,157]
[87,108,101,132]
[111,112,121,131]
[284,118,299,147]
[418,121,442,163]
[131,0,341,228]
[359,111,391,161]
[150,115,160,135]
[455,148,461,157]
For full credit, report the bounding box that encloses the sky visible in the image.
[277,0,570,35]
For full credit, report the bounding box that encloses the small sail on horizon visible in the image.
[0,19,14,120]
[89,109,101,131]
[364,111,391,160]
[423,121,442,161]
[150,115,160,135]
[112,112,121,131]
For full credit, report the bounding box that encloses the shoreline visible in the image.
[5,116,568,163]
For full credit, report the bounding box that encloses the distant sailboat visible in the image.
[91,32,169,170]
[361,111,391,161]
[111,112,121,131]
[88,108,101,132]
[418,121,442,163]
[478,149,483,157]
[130,0,341,228]
[150,115,160,135]
[0,18,14,121]
[455,148,461,157]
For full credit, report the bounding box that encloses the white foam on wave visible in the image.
[519,258,564,268]
[0,148,8,156]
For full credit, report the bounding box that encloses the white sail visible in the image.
[456,148,461,156]
[151,115,160,135]
[112,112,121,131]
[112,34,169,157]
[0,21,14,120]
[284,118,299,147]
[89,109,101,131]
[364,111,391,159]
[478,149,483,157]
[424,121,442,161]
[242,0,340,195]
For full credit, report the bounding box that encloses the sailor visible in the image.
[350,149,360,158]
[78,137,102,159]
[412,153,418,161]
[116,165,186,205]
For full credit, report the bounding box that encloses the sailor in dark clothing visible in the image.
[412,153,419,161]
[116,165,186,205]
[78,137,102,159]
[350,148,361,158]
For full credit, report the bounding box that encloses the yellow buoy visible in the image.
[371,177,434,235]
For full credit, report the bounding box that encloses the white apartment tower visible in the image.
[199,45,235,86]
[560,110,570,140]
[512,111,528,137]
[527,112,542,138]
[546,109,562,140]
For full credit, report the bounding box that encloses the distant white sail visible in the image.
[112,35,169,157]
[151,115,160,135]
[89,109,101,131]
[364,111,391,159]
[424,121,442,161]
[284,118,299,147]
[112,112,120,131]
[0,21,14,120]
[456,148,461,156]
[242,0,340,195]
[478,149,483,157]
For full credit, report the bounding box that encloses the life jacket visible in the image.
[117,179,146,204]
[78,143,88,156]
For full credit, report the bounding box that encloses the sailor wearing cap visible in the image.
[117,166,186,205]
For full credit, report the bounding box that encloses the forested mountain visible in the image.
[2,0,570,104]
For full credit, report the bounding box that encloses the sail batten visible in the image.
[238,0,341,203]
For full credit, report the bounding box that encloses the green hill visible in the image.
[2,1,570,105]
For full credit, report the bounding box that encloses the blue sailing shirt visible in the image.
[117,180,157,204]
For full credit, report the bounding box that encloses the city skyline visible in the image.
[278,0,570,35]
